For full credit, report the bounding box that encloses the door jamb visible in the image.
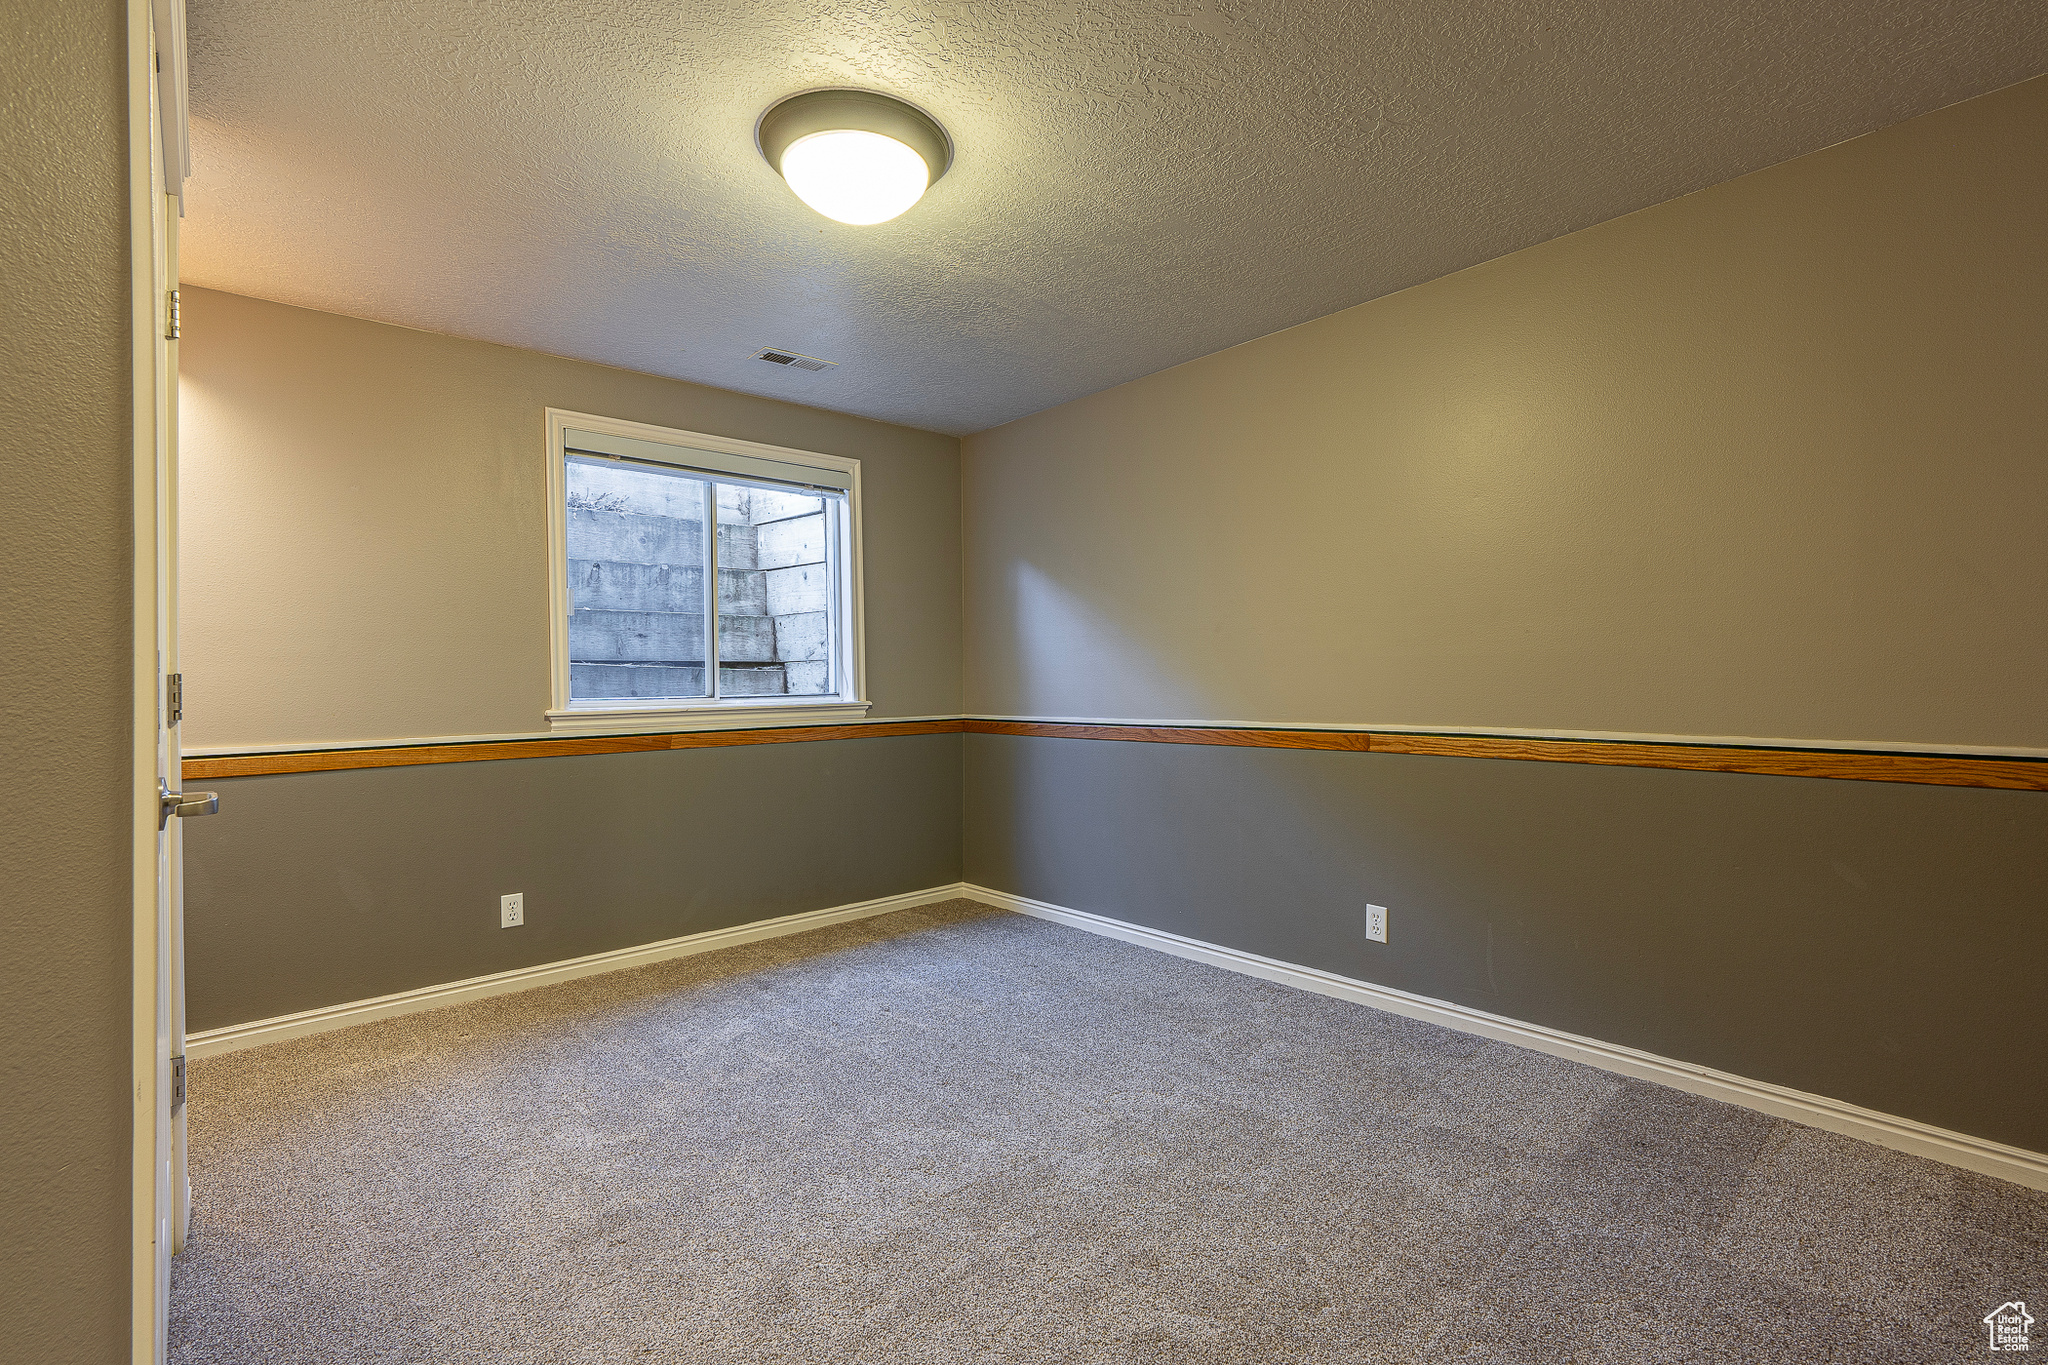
[128,0,184,1357]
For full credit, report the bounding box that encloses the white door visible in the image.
[133,2,195,1360]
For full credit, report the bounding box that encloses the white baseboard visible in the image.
[960,883,2048,1192]
[185,883,974,1061]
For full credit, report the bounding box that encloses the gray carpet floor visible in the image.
[170,900,2043,1363]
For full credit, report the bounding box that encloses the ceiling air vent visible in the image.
[753,348,836,372]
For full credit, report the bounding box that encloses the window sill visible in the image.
[544,698,873,737]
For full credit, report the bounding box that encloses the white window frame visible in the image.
[544,408,868,734]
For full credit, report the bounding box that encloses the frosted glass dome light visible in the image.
[757,89,953,228]
[779,129,930,226]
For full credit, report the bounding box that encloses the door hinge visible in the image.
[171,1055,186,1112]
[166,289,181,341]
[166,672,183,728]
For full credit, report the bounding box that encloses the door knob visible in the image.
[159,780,220,830]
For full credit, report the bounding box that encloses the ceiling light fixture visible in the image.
[756,89,952,226]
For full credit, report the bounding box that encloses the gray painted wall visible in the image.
[171,287,973,1051]
[965,733,2048,1153]
[963,77,2048,749]
[178,287,963,749]
[954,79,2048,1163]
[184,735,963,1031]
[0,0,134,1358]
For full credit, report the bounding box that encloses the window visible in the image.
[545,410,865,732]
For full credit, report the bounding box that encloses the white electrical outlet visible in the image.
[1365,904,1388,943]
[500,893,524,928]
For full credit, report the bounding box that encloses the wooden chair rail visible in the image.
[182,720,967,780]
[183,718,2045,790]
[962,721,2045,790]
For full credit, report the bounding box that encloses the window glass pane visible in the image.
[566,456,710,700]
[715,483,837,697]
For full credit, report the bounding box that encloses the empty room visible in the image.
[5,1,2045,1361]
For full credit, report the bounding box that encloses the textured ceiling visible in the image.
[182,1,2048,435]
